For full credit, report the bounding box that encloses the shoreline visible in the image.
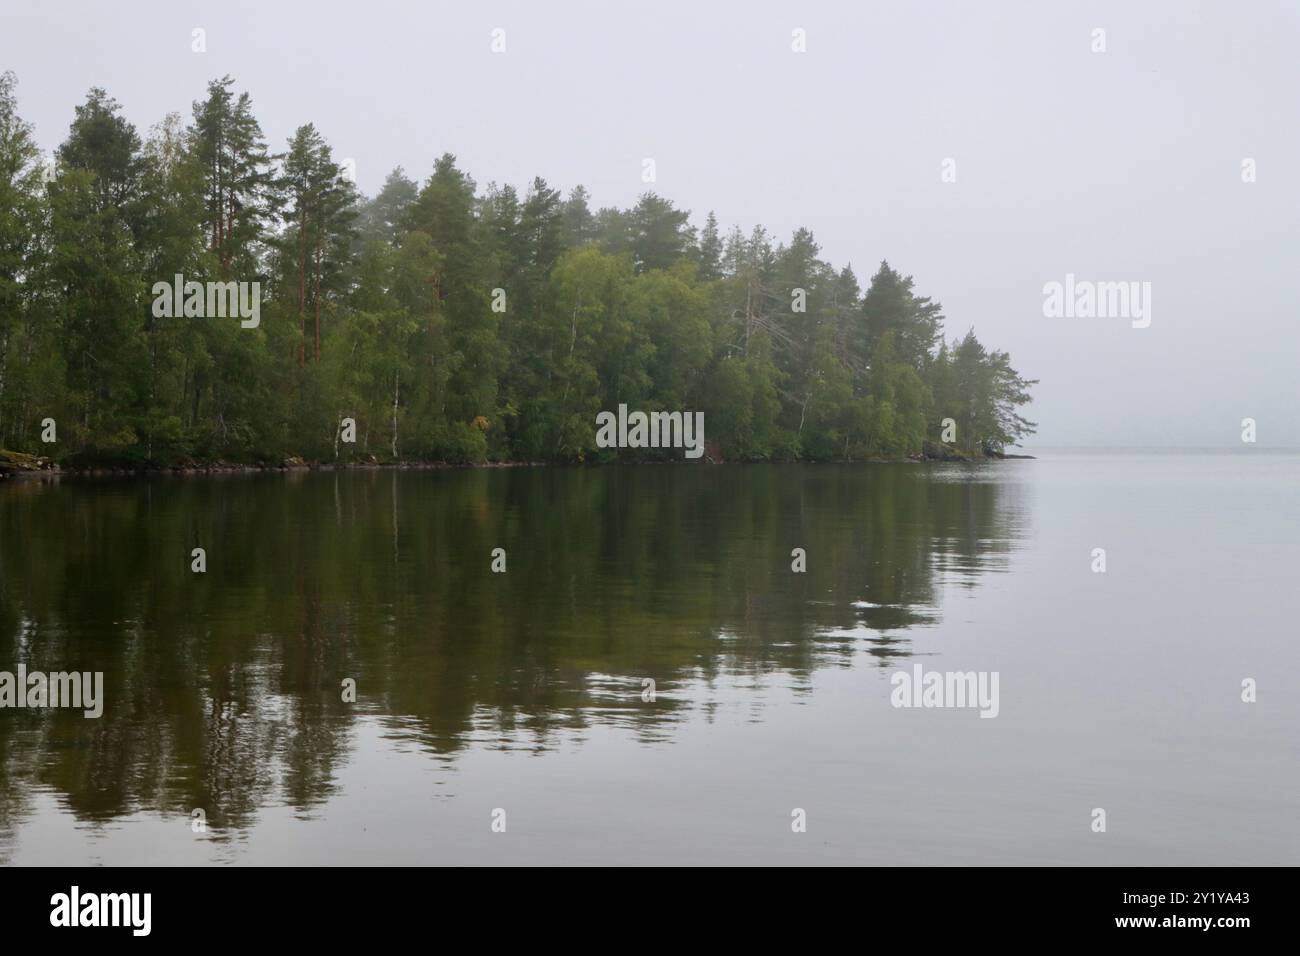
[0,448,1034,480]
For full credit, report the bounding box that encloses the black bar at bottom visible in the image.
[0,865,1278,940]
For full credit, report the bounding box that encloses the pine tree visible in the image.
[280,123,358,364]
[695,211,722,281]
[191,76,275,275]
[0,72,44,447]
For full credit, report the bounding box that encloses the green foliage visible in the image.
[424,420,488,464]
[0,74,1035,466]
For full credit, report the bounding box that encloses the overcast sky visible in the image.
[2,0,1297,447]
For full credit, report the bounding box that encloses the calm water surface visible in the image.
[0,454,1296,864]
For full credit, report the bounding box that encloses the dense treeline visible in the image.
[0,73,1035,466]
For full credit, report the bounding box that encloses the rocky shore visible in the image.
[2,444,1034,480]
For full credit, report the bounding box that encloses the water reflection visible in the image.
[0,463,1026,846]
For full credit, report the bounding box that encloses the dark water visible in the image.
[1,454,1296,864]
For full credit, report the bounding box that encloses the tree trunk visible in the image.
[298,210,308,367]
[391,368,399,460]
[313,235,323,362]
[0,330,8,441]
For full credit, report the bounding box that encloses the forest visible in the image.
[0,73,1036,467]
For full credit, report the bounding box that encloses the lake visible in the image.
[0,453,1296,865]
